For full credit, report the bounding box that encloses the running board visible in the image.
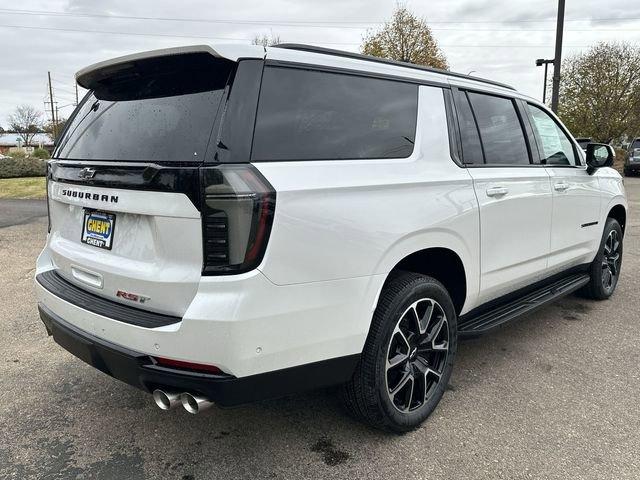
[458,273,590,336]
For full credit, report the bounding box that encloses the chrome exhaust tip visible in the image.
[180,392,214,414]
[152,389,181,410]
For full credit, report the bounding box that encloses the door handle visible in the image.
[554,182,569,191]
[486,186,509,197]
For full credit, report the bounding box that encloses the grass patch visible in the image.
[0,177,46,199]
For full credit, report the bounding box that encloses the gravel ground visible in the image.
[1,179,639,480]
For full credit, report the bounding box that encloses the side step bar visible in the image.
[458,273,590,337]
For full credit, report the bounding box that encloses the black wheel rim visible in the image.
[601,229,621,292]
[385,298,449,413]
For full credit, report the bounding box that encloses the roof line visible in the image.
[272,43,516,91]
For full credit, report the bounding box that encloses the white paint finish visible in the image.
[35,262,384,378]
[49,181,200,218]
[266,45,518,98]
[76,44,265,86]
[546,166,603,271]
[255,85,481,312]
[36,48,631,382]
[47,182,202,316]
[467,167,553,304]
[596,168,628,227]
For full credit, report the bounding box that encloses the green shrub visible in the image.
[10,150,27,159]
[32,148,50,159]
[0,157,47,178]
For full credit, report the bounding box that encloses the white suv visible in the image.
[36,44,627,432]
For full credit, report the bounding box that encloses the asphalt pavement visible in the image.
[0,180,639,479]
[0,199,47,228]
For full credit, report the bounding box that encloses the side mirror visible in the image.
[586,143,614,174]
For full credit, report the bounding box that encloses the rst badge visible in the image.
[81,210,116,250]
[116,290,150,304]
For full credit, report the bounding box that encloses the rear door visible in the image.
[46,53,234,317]
[454,89,553,304]
[525,102,602,270]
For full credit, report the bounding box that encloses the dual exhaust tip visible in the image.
[152,389,214,414]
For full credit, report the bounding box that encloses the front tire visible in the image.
[342,272,457,433]
[581,217,623,300]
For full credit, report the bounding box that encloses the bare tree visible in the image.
[558,42,640,143]
[252,33,281,47]
[8,105,43,146]
[361,4,448,70]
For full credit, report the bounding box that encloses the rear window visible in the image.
[55,54,233,162]
[251,67,418,161]
[632,139,640,150]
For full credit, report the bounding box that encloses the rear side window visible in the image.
[467,92,530,165]
[527,104,577,166]
[251,67,418,161]
[55,54,233,162]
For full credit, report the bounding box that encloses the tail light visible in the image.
[201,165,275,275]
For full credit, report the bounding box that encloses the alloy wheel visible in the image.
[385,298,449,413]
[602,229,621,292]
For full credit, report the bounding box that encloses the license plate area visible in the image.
[81,210,116,250]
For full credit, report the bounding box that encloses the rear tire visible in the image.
[342,272,457,433]
[580,217,623,300]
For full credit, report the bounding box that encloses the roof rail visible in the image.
[273,43,516,91]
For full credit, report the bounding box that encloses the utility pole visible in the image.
[551,0,565,112]
[47,71,57,138]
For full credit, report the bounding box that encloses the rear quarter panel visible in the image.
[254,85,480,313]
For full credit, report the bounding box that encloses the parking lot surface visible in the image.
[1,178,639,479]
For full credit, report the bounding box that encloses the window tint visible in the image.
[456,92,484,164]
[468,92,530,165]
[251,67,418,161]
[56,54,232,162]
[527,104,577,166]
[631,139,640,150]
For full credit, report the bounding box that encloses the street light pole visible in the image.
[536,58,554,104]
[551,0,566,112]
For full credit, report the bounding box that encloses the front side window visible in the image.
[251,67,418,161]
[467,92,530,165]
[527,104,577,166]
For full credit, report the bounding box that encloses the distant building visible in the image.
[0,133,54,155]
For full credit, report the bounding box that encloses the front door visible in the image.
[525,103,602,272]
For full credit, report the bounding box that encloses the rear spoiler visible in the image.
[76,44,265,90]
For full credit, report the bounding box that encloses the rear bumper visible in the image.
[39,304,359,407]
[625,161,640,172]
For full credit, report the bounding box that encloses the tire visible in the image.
[580,217,623,300]
[342,272,457,433]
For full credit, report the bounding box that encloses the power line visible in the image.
[1,7,639,28]
[0,24,597,48]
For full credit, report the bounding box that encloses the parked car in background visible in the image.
[624,137,640,176]
[35,44,627,432]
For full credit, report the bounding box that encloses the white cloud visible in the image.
[0,0,639,126]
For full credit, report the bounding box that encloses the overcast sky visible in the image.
[1,0,640,127]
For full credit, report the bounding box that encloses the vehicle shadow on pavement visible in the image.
[1,293,625,479]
